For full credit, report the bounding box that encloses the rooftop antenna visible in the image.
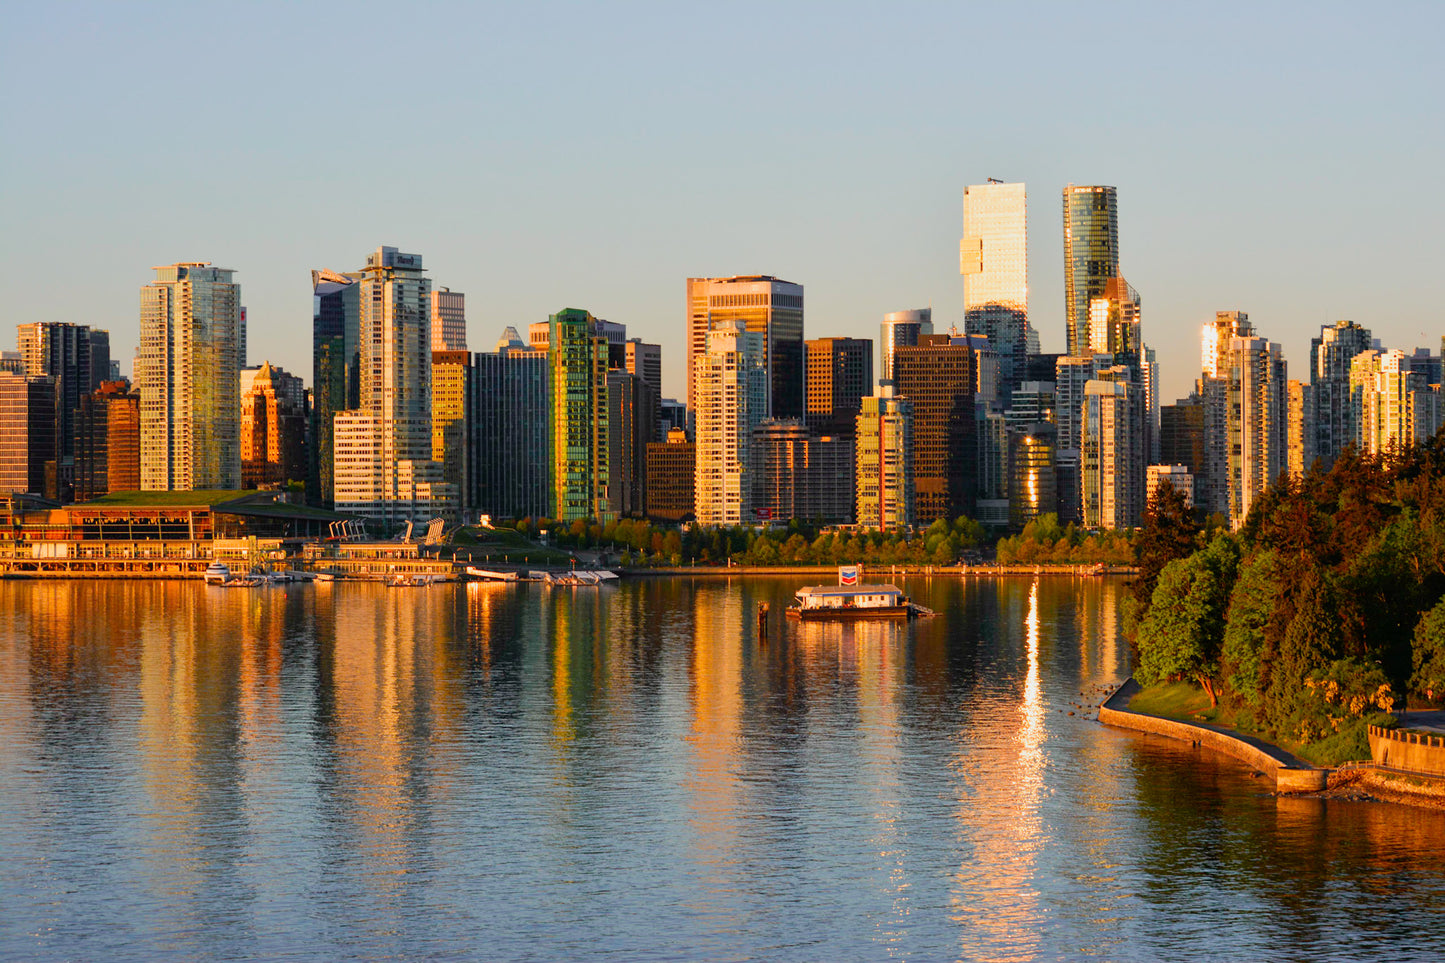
[987,177,1004,184]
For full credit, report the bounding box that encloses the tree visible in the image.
[1220,549,1283,707]
[1135,533,1239,705]
[1131,480,1201,616]
[1412,597,1445,701]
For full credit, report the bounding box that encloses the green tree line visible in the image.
[1130,437,1445,760]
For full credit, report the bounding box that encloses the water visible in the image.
[1,576,1443,961]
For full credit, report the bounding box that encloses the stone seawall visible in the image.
[1099,679,1327,793]
[1369,725,1445,776]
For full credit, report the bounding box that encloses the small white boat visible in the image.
[222,575,265,588]
[204,562,231,585]
[466,567,519,582]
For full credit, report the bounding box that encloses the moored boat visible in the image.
[203,562,231,585]
[785,583,915,621]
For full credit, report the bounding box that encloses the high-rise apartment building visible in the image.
[431,287,467,351]
[1310,319,1375,466]
[805,337,872,436]
[961,180,1030,401]
[0,373,55,496]
[310,268,362,506]
[75,381,140,500]
[686,276,804,421]
[240,362,307,489]
[1199,311,1256,517]
[693,319,767,526]
[1351,349,1425,456]
[333,247,455,525]
[880,309,932,383]
[1082,378,1143,530]
[1005,381,1056,433]
[855,383,914,530]
[645,428,695,522]
[473,343,551,520]
[550,308,611,523]
[751,419,854,524]
[16,322,111,498]
[432,350,472,512]
[1146,464,1195,510]
[1286,379,1314,479]
[137,263,242,491]
[1202,333,1287,527]
[1160,394,1206,480]
[1063,185,1119,358]
[891,335,976,523]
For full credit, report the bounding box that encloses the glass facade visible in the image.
[962,181,1030,402]
[686,276,804,421]
[550,309,611,523]
[1062,185,1118,358]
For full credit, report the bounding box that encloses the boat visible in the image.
[203,562,231,585]
[221,575,265,588]
[465,567,519,582]
[546,569,617,586]
[387,573,447,587]
[786,583,915,621]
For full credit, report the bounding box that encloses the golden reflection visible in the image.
[949,577,1045,960]
[683,584,744,875]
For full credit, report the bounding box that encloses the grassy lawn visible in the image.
[1127,681,1376,766]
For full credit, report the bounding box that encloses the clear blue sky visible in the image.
[3,1,1441,404]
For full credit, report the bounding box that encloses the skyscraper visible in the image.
[1086,276,1141,363]
[1008,422,1057,531]
[1063,185,1119,358]
[962,180,1030,401]
[686,276,804,421]
[855,383,914,530]
[645,428,695,523]
[0,372,55,496]
[240,362,307,489]
[1310,319,1375,466]
[74,381,140,500]
[137,262,242,491]
[1082,377,1144,530]
[550,308,611,523]
[607,368,659,518]
[431,350,472,511]
[891,335,976,523]
[332,247,455,525]
[17,322,111,499]
[1351,349,1427,455]
[473,341,551,520]
[694,318,767,526]
[1202,331,1287,527]
[310,268,362,506]
[879,309,932,383]
[431,287,467,351]
[805,337,872,435]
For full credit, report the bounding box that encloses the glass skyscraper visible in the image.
[1063,185,1119,358]
[961,180,1030,400]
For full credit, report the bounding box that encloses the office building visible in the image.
[310,268,362,506]
[1310,319,1376,466]
[693,319,767,526]
[880,309,932,383]
[645,428,696,522]
[961,180,1030,401]
[624,339,662,395]
[1005,381,1056,433]
[550,308,611,523]
[432,350,472,512]
[608,369,659,518]
[240,362,307,489]
[16,322,111,498]
[1063,185,1119,358]
[1086,276,1141,363]
[431,287,467,352]
[75,381,141,501]
[1146,464,1195,510]
[686,275,804,421]
[137,263,242,491]
[891,334,976,523]
[0,373,55,496]
[1008,422,1057,531]
[976,410,1010,527]
[659,397,689,438]
[751,419,854,524]
[473,343,551,520]
[1160,394,1206,479]
[805,337,872,435]
[855,383,914,530]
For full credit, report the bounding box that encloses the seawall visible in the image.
[1369,725,1445,776]
[1099,679,1327,793]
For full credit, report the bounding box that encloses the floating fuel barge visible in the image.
[785,567,930,622]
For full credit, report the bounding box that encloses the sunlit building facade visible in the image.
[1286,379,1314,479]
[686,276,804,421]
[430,287,466,351]
[75,381,140,500]
[854,383,913,530]
[645,428,695,522]
[240,362,307,489]
[1203,333,1287,527]
[694,319,767,526]
[137,262,242,491]
[1082,377,1143,530]
[962,181,1030,401]
[0,372,55,496]
[1310,319,1374,467]
[879,309,932,383]
[1063,185,1119,358]
[1008,422,1057,531]
[16,322,110,499]
[1146,464,1194,509]
[431,350,472,512]
[892,335,977,523]
[550,308,611,523]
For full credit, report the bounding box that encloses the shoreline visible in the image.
[1097,677,1445,810]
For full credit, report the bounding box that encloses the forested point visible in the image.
[1129,436,1445,763]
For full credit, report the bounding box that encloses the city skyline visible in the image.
[2,4,1440,409]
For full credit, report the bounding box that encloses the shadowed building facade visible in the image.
[891,335,976,523]
[75,381,140,501]
[686,276,804,422]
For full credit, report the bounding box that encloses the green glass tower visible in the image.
[549,308,611,523]
[1062,185,1118,358]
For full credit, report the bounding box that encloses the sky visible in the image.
[2,1,1442,405]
